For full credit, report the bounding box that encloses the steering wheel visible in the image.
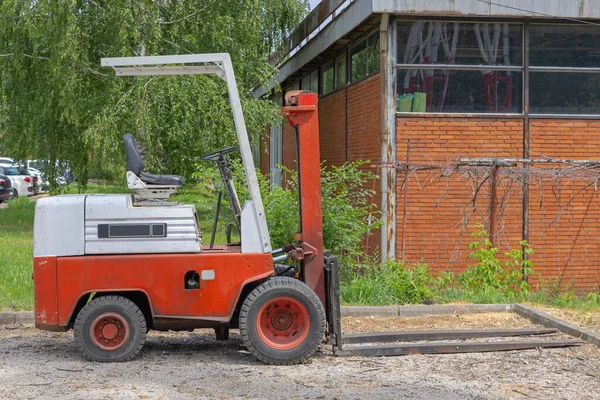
[199,146,238,162]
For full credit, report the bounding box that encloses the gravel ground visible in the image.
[1,314,599,400]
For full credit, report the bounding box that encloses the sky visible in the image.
[309,0,321,11]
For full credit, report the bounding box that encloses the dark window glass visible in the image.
[335,54,346,88]
[350,39,368,83]
[367,32,380,74]
[530,24,600,68]
[301,75,310,91]
[350,31,380,83]
[321,60,334,95]
[530,72,600,114]
[397,69,522,113]
[310,69,319,93]
[397,21,522,66]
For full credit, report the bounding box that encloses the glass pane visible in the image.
[335,55,346,87]
[310,69,319,93]
[396,69,522,113]
[530,24,600,68]
[301,75,310,91]
[322,61,334,95]
[530,72,600,114]
[397,21,523,66]
[350,39,368,83]
[367,32,380,75]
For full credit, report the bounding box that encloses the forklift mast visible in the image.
[281,91,326,307]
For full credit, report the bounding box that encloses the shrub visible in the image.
[457,226,533,300]
[340,259,434,305]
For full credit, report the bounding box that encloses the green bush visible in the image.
[340,259,434,305]
[456,227,533,301]
[259,161,381,256]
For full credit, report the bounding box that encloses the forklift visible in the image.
[33,54,582,365]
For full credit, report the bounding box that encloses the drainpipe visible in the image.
[380,14,397,262]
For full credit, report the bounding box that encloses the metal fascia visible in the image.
[253,0,373,98]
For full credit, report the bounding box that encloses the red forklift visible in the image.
[33,54,581,365]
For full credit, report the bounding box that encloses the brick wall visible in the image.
[396,118,524,275]
[319,89,347,168]
[395,117,600,293]
[529,120,600,292]
[347,75,382,251]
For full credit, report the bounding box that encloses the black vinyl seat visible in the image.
[123,134,184,186]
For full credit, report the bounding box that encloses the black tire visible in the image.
[239,277,325,365]
[12,189,17,198]
[73,295,147,362]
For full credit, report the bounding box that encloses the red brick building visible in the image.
[254,0,600,292]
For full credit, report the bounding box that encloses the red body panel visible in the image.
[33,257,61,331]
[35,253,273,329]
[282,93,326,306]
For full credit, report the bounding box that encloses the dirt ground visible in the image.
[1,313,599,399]
[537,306,600,334]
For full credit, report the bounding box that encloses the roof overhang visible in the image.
[254,0,600,98]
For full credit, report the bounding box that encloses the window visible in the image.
[301,69,319,94]
[310,69,319,93]
[321,60,334,95]
[350,30,380,83]
[396,21,523,114]
[335,54,346,88]
[529,24,600,114]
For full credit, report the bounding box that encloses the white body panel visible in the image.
[34,196,86,257]
[240,201,263,253]
[84,195,200,255]
[34,194,201,257]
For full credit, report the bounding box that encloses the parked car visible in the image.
[26,160,46,193]
[0,165,34,198]
[0,173,13,203]
[0,157,13,166]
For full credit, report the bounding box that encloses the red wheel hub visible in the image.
[89,313,130,351]
[256,297,310,350]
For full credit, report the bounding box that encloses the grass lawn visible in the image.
[0,183,237,310]
[0,197,35,310]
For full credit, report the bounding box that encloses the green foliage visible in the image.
[341,259,434,305]
[0,0,308,189]
[0,197,35,310]
[457,226,533,300]
[258,161,381,256]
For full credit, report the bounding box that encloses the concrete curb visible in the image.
[1,305,513,326]
[341,304,513,317]
[0,311,34,326]
[514,304,600,348]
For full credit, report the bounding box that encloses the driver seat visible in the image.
[123,134,184,202]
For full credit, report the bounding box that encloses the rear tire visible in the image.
[12,189,17,198]
[74,295,147,362]
[239,277,325,365]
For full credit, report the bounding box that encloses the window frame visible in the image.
[395,19,600,118]
[349,29,381,85]
[395,19,525,116]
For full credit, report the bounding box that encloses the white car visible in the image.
[0,157,13,166]
[0,165,35,197]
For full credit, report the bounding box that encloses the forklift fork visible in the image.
[324,255,583,357]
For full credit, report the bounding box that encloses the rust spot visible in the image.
[580,0,585,17]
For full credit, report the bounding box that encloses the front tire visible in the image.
[74,295,147,362]
[239,277,326,365]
